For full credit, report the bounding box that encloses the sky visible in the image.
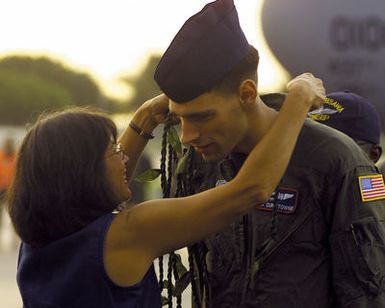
[0,0,288,99]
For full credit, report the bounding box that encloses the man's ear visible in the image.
[370,144,382,163]
[238,79,257,105]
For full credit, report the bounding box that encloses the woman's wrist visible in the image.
[287,84,314,109]
[286,73,325,110]
[130,94,169,138]
[129,121,154,140]
[130,107,157,139]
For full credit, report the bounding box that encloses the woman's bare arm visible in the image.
[118,94,169,182]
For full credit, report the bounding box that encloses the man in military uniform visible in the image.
[309,90,383,164]
[263,90,383,164]
[154,0,385,307]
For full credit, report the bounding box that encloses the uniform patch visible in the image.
[358,174,385,202]
[257,188,298,214]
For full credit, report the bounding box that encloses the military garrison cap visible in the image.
[309,90,381,144]
[154,0,250,103]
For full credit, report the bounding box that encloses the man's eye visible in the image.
[190,114,212,121]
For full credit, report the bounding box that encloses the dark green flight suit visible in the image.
[188,120,385,308]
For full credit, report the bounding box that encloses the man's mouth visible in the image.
[194,144,212,154]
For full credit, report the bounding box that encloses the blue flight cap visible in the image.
[309,90,381,144]
[154,0,250,103]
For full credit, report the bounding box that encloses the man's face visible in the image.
[169,91,248,162]
[354,139,382,163]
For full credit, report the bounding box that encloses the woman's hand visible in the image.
[138,94,171,130]
[287,73,325,110]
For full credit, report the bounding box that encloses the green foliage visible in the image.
[253,259,262,275]
[134,124,188,183]
[166,125,190,175]
[160,254,190,306]
[161,295,169,306]
[0,55,110,124]
[173,254,190,296]
[175,152,189,175]
[167,126,183,157]
[134,168,161,182]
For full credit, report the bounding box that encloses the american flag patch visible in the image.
[358,174,385,202]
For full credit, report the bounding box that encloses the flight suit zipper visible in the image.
[252,211,312,275]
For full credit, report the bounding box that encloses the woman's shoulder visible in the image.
[103,208,154,287]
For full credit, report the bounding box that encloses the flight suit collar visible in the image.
[219,153,247,181]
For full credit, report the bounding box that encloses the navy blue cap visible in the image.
[154,0,250,103]
[309,90,381,144]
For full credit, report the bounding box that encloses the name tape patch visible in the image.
[257,188,299,214]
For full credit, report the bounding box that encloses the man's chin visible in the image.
[201,152,226,162]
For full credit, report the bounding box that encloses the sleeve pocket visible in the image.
[330,216,385,304]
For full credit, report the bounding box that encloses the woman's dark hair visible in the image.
[211,45,259,95]
[7,107,118,247]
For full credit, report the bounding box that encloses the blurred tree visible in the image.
[0,69,72,124]
[0,56,101,105]
[0,55,114,124]
[120,54,162,112]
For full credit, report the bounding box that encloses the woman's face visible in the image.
[104,142,132,204]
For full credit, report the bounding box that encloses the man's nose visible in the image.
[180,121,200,145]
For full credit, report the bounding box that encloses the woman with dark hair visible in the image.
[7,73,324,307]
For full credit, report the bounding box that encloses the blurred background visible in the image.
[1,0,384,307]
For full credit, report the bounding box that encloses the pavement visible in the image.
[0,209,22,308]
[0,247,22,308]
